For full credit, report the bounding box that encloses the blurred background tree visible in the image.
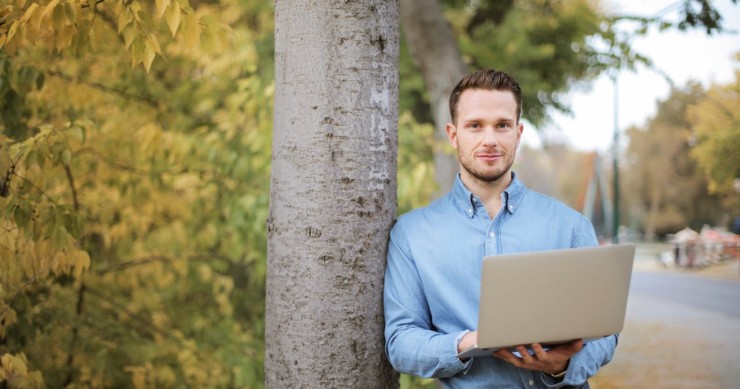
[622,82,726,241]
[687,62,740,200]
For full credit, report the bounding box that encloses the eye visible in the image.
[496,122,513,130]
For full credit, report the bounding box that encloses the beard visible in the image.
[458,150,515,184]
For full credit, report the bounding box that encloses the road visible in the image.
[591,259,740,389]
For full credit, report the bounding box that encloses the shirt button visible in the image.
[489,232,495,238]
[528,380,534,386]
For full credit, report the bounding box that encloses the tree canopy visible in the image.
[688,61,740,196]
[1,1,274,387]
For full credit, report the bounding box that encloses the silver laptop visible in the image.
[457,244,635,359]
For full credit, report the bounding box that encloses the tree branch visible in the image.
[46,69,162,109]
[64,164,80,212]
[0,257,59,323]
[96,253,239,275]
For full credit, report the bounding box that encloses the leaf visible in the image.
[24,148,37,169]
[73,250,91,279]
[118,6,133,33]
[155,0,171,19]
[63,1,76,24]
[67,125,85,144]
[19,3,39,24]
[51,223,69,249]
[29,9,44,34]
[61,148,71,165]
[52,0,66,30]
[130,36,145,68]
[121,24,136,49]
[165,3,181,37]
[55,24,76,52]
[181,13,201,47]
[142,39,157,73]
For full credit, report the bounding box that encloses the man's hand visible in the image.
[493,339,584,375]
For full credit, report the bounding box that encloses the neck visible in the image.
[460,170,513,218]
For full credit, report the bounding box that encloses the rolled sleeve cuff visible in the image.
[435,330,473,377]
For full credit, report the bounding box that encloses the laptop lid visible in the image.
[459,244,635,358]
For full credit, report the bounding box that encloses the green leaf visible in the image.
[24,149,37,169]
[61,148,72,165]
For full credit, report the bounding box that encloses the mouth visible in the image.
[476,151,502,162]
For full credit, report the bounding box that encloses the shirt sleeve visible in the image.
[540,335,618,388]
[571,214,599,248]
[383,222,470,378]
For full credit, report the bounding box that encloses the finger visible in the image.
[572,339,584,351]
[531,343,548,360]
[516,345,535,364]
[559,339,584,353]
[494,349,522,367]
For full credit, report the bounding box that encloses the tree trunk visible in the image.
[266,1,399,388]
[400,0,467,195]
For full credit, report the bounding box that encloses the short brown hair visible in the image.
[449,68,523,125]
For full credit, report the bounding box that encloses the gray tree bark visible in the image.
[266,1,399,388]
[400,0,467,195]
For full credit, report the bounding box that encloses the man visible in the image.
[383,68,616,388]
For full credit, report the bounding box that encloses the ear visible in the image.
[516,122,524,148]
[446,122,458,149]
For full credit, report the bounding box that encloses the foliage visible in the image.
[397,110,436,215]
[688,65,740,196]
[453,0,607,125]
[0,0,274,387]
[622,82,726,240]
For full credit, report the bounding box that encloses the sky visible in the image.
[521,0,740,152]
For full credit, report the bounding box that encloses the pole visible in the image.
[612,74,620,244]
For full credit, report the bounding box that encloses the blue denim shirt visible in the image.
[384,173,617,388]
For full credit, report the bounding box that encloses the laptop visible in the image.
[457,244,636,359]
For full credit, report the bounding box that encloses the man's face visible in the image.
[446,89,523,184]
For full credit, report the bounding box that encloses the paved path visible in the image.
[591,247,740,389]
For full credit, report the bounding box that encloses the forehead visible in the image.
[457,89,518,120]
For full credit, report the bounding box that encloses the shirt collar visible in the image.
[450,172,526,218]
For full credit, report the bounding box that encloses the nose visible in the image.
[481,126,498,146]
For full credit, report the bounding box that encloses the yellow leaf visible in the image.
[121,24,136,48]
[117,6,133,33]
[63,1,76,23]
[155,0,170,19]
[181,13,200,47]
[0,353,28,377]
[142,40,156,73]
[52,0,65,30]
[42,0,60,21]
[165,3,181,37]
[73,250,90,280]
[146,33,162,55]
[130,36,145,68]
[6,20,20,43]
[55,24,75,52]
[29,2,44,31]
[19,3,39,24]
